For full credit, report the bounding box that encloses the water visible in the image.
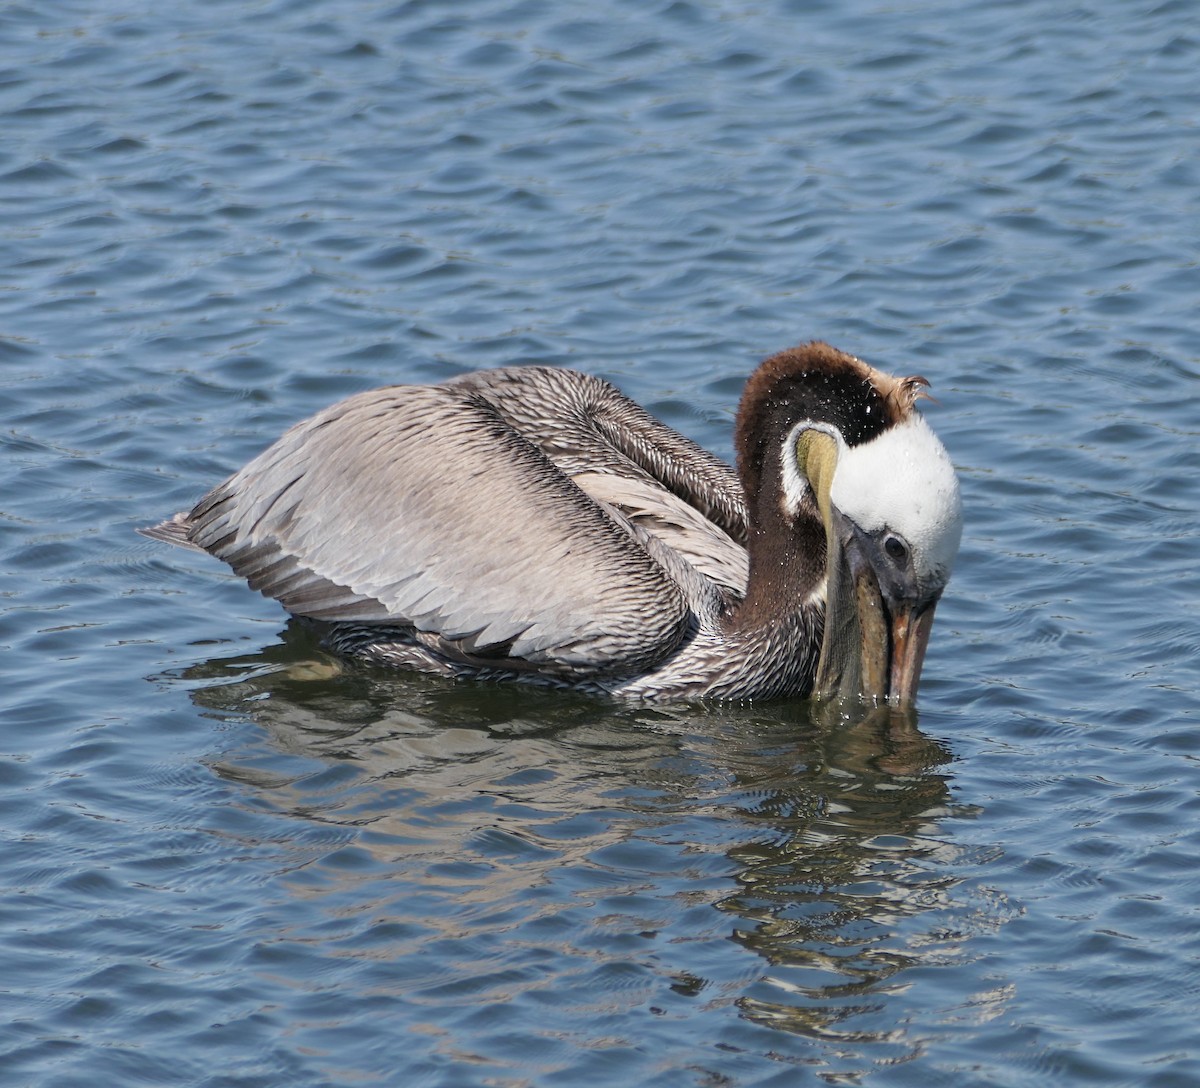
[2,0,1198,1084]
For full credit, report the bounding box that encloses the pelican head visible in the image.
[739,343,962,705]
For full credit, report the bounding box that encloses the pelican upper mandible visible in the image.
[141,342,962,703]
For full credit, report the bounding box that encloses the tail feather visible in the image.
[137,513,206,552]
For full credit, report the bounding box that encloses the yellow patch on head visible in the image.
[796,429,839,529]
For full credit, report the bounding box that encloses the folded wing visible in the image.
[143,369,750,679]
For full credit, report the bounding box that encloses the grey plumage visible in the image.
[141,345,962,702]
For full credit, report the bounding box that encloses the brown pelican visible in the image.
[141,342,962,703]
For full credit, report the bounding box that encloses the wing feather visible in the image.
[572,471,748,593]
[170,382,693,678]
[143,366,754,681]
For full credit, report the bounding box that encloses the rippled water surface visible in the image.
[3,1,1199,1085]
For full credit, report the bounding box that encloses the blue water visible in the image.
[3,1,1199,1085]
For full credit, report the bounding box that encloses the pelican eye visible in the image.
[884,535,908,562]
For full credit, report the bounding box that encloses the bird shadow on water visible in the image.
[166,620,991,1056]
